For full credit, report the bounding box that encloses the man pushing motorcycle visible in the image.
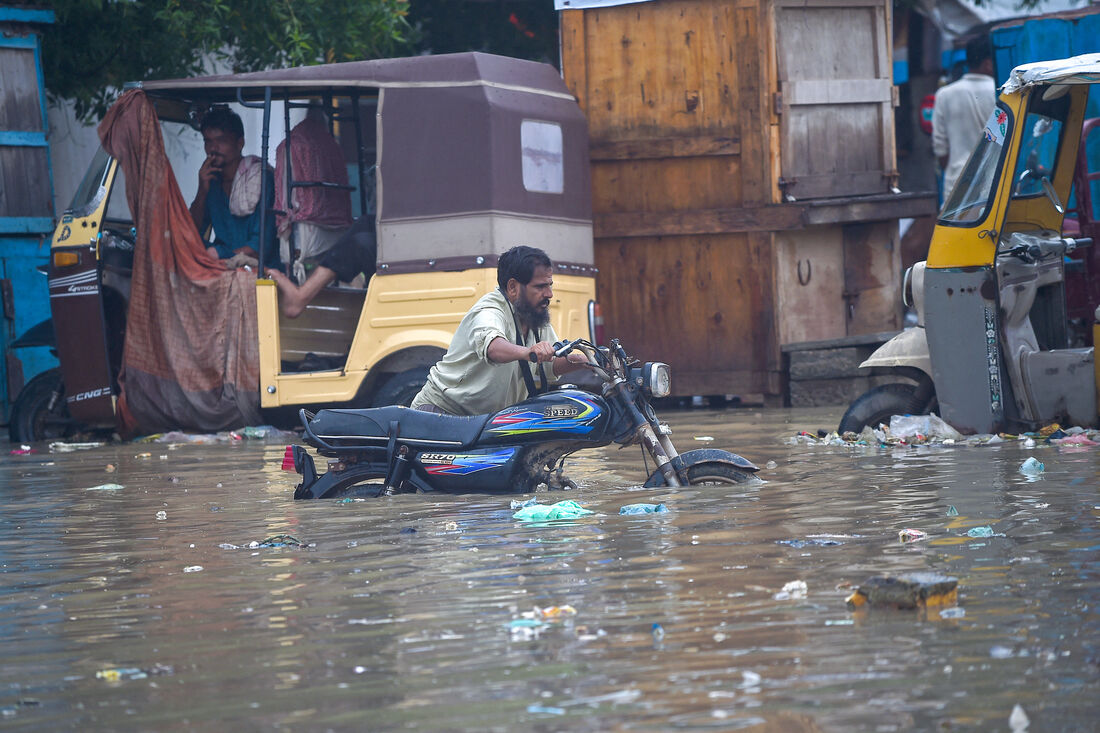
[410,245,589,416]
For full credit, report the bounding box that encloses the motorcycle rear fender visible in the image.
[858,327,931,378]
[293,445,434,499]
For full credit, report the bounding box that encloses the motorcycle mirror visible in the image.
[1040,176,1064,214]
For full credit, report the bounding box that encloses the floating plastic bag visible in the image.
[85,483,124,491]
[889,414,964,441]
[619,503,669,515]
[774,580,807,600]
[1019,457,1044,475]
[512,499,593,522]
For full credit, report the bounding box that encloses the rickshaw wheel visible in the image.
[371,367,431,407]
[838,382,938,434]
[9,368,75,443]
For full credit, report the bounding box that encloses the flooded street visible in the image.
[2,406,1097,731]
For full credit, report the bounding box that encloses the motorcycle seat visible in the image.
[307,405,491,449]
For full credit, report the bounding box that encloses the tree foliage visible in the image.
[43,0,412,122]
[406,0,559,66]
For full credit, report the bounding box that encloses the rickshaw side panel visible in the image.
[257,269,597,408]
[48,243,116,424]
[923,267,1006,434]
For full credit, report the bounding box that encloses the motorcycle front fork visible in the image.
[637,423,682,487]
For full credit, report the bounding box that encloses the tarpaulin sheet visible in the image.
[98,89,261,434]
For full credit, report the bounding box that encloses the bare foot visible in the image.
[266,268,308,318]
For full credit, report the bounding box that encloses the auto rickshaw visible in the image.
[10,53,599,441]
[840,53,1100,435]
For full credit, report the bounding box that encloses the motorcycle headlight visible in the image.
[643,362,671,398]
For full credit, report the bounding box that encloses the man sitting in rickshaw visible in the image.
[188,106,279,266]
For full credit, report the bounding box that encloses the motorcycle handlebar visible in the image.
[530,339,584,363]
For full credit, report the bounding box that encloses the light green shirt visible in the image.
[411,289,559,416]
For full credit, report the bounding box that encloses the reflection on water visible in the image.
[1,407,1097,730]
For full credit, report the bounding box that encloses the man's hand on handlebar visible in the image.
[527,341,557,363]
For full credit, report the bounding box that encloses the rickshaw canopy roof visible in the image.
[1002,53,1100,95]
[139,52,594,269]
[139,52,576,102]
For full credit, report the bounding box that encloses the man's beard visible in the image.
[515,297,551,330]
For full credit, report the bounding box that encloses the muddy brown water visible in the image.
[1,407,1097,731]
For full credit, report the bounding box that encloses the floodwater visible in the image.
[1,406,1097,731]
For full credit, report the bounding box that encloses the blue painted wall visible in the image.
[0,8,58,422]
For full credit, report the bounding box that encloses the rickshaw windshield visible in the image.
[1010,91,1070,199]
[66,147,113,217]
[939,105,1012,225]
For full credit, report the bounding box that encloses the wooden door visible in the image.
[774,0,895,200]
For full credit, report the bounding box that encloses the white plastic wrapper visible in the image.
[889,414,964,441]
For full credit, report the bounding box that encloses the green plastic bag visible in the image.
[512,499,593,522]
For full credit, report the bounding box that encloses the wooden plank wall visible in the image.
[774,0,895,199]
[0,46,52,219]
[560,0,783,398]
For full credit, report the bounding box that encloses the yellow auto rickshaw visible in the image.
[841,53,1100,434]
[12,53,599,440]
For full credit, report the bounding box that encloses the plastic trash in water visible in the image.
[966,525,995,538]
[889,414,964,442]
[183,565,204,573]
[898,528,928,543]
[1054,433,1098,446]
[509,496,539,510]
[1019,457,1044,476]
[946,505,959,516]
[619,503,669,515]
[773,580,807,600]
[1009,703,1030,732]
[9,445,34,455]
[651,623,665,641]
[509,605,576,640]
[96,664,173,682]
[49,441,104,453]
[512,499,593,522]
[155,511,167,520]
[535,605,577,620]
[85,483,124,491]
[527,704,566,716]
[508,617,547,641]
[261,534,305,547]
[939,607,966,619]
[776,538,843,548]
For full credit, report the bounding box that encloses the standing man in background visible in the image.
[932,36,997,198]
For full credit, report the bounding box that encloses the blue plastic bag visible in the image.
[619,503,669,515]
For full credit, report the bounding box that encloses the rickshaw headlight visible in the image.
[643,362,671,398]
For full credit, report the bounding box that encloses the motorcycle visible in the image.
[289,338,759,499]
